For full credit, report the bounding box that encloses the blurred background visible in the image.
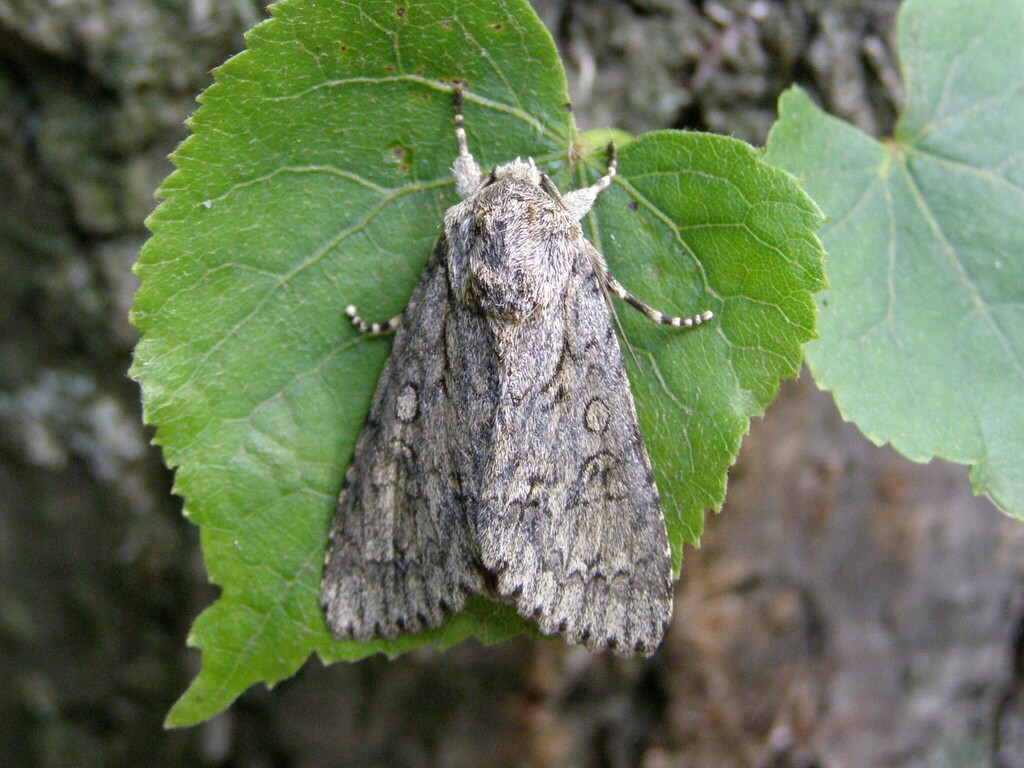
[2,1,1023,766]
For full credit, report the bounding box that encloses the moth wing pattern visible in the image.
[477,238,674,656]
[319,240,485,641]
[320,84,712,654]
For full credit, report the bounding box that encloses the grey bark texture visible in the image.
[1,1,1021,766]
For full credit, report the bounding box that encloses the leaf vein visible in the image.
[263,74,560,144]
[898,160,1024,382]
[166,177,451,404]
[207,165,392,204]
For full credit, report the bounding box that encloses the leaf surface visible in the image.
[764,0,1024,515]
[132,0,824,725]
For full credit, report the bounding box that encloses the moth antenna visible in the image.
[539,171,565,204]
[561,141,617,220]
[587,141,617,194]
[605,140,618,177]
[453,83,469,158]
[452,82,482,197]
[345,304,403,336]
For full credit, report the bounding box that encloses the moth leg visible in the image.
[604,275,713,329]
[451,83,482,198]
[561,141,617,220]
[345,304,403,336]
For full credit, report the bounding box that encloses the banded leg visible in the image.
[345,304,403,336]
[605,276,713,329]
[570,142,712,329]
[561,141,617,220]
[451,84,482,198]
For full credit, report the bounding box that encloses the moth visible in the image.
[320,85,711,655]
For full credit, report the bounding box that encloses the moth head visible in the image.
[488,157,542,187]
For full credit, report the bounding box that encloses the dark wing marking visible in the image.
[320,239,488,641]
[477,240,673,655]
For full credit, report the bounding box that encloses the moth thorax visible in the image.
[458,183,571,321]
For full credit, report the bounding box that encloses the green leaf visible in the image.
[578,127,636,151]
[132,0,824,726]
[764,0,1024,516]
[589,132,825,547]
